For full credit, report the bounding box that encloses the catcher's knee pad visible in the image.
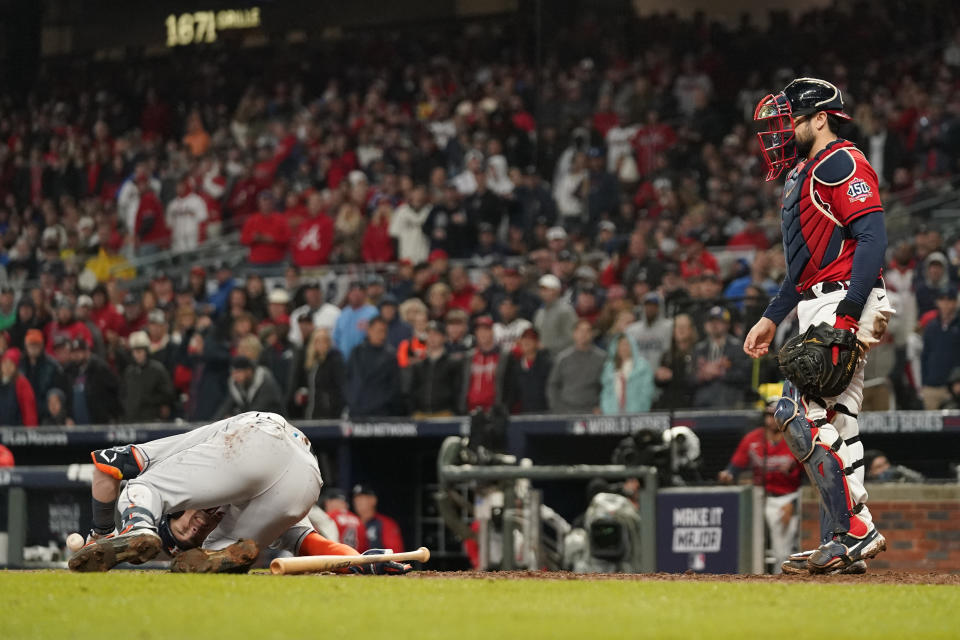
[774,396,814,462]
[91,445,145,480]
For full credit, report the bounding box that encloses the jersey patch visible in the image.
[846,177,873,203]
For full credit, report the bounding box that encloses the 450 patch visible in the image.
[846,177,873,203]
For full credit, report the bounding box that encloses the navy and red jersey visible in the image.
[728,428,802,496]
[780,139,883,291]
[363,513,404,552]
[327,509,369,552]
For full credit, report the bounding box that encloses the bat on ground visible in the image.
[269,546,430,575]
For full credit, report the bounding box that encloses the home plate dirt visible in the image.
[408,570,960,585]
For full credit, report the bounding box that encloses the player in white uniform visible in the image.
[69,412,409,573]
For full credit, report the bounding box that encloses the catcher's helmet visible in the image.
[754,77,852,181]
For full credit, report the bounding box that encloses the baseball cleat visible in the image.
[807,528,886,574]
[781,550,867,575]
[170,539,260,574]
[68,528,163,572]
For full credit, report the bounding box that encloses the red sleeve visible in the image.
[379,516,404,552]
[729,429,757,470]
[318,216,335,264]
[16,376,37,427]
[828,156,883,225]
[240,215,257,246]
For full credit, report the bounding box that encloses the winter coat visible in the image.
[546,345,606,413]
[345,341,401,417]
[187,329,231,421]
[0,373,38,426]
[498,350,553,414]
[289,349,346,419]
[120,359,176,422]
[20,354,67,418]
[216,366,285,418]
[600,334,654,415]
[410,350,463,414]
[66,355,121,424]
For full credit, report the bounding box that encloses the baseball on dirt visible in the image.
[66,533,85,552]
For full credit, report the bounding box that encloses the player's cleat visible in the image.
[807,528,886,574]
[68,528,163,572]
[781,549,867,575]
[170,539,260,574]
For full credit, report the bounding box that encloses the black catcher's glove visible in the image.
[777,322,864,398]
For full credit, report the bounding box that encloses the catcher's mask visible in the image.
[754,77,852,181]
[754,92,797,181]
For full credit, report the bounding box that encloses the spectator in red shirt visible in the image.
[44,300,94,355]
[241,192,291,266]
[0,348,38,426]
[90,285,125,339]
[291,192,335,267]
[447,265,475,312]
[134,182,171,253]
[323,488,369,552]
[361,197,395,263]
[352,484,405,552]
[679,230,719,278]
[460,315,502,413]
[718,400,802,573]
[726,216,770,250]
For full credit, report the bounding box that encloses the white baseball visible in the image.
[66,533,85,553]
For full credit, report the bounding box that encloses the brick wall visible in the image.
[800,484,960,571]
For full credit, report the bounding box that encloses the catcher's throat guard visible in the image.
[777,323,864,398]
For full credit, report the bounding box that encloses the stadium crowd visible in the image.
[0,1,959,426]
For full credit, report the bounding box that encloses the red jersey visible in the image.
[729,428,802,496]
[780,140,883,291]
[291,214,335,267]
[327,509,369,552]
[241,212,291,264]
[466,349,500,411]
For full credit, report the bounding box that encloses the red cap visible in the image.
[428,249,449,263]
[2,347,21,367]
[474,315,494,328]
[25,329,44,346]
[190,265,206,277]
[520,327,539,341]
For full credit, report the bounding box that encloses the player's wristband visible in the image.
[834,298,864,322]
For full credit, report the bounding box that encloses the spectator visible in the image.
[352,484,404,552]
[290,327,345,420]
[289,281,341,347]
[397,302,428,369]
[361,197,396,263]
[655,317,699,410]
[547,319,606,414]
[333,282,378,359]
[942,367,960,410]
[498,327,552,414]
[44,300,94,354]
[460,315,502,413]
[345,316,401,417]
[120,331,176,422]
[600,333,654,415]
[184,316,230,421]
[0,348,37,426]
[165,179,209,253]
[718,400,802,574]
[863,450,925,483]
[146,309,176,372]
[444,309,474,359]
[379,295,412,349]
[0,287,16,332]
[916,252,955,316]
[390,186,431,264]
[217,355,285,417]
[534,274,577,356]
[41,388,71,426]
[493,293,533,352]
[692,307,751,408]
[134,181,170,254]
[241,192,291,267]
[498,267,541,320]
[20,329,67,420]
[323,488,368,552]
[409,321,462,417]
[290,192,336,267]
[625,292,673,369]
[920,288,960,410]
[10,300,42,351]
[66,338,120,425]
[332,202,366,264]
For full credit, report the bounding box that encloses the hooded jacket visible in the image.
[600,333,654,415]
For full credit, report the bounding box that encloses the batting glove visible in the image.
[350,549,413,575]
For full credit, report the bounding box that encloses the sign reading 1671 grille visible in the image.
[165,8,261,47]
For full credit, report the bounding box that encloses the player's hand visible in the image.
[717,470,734,485]
[350,549,412,575]
[832,314,859,364]
[743,317,777,358]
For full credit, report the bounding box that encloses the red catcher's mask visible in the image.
[754,92,796,181]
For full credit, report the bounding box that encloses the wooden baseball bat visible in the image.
[269,546,430,575]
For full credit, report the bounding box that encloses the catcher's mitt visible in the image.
[777,323,864,398]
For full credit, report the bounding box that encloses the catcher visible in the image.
[69,411,410,574]
[744,78,893,575]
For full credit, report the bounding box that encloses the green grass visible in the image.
[3,572,959,639]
